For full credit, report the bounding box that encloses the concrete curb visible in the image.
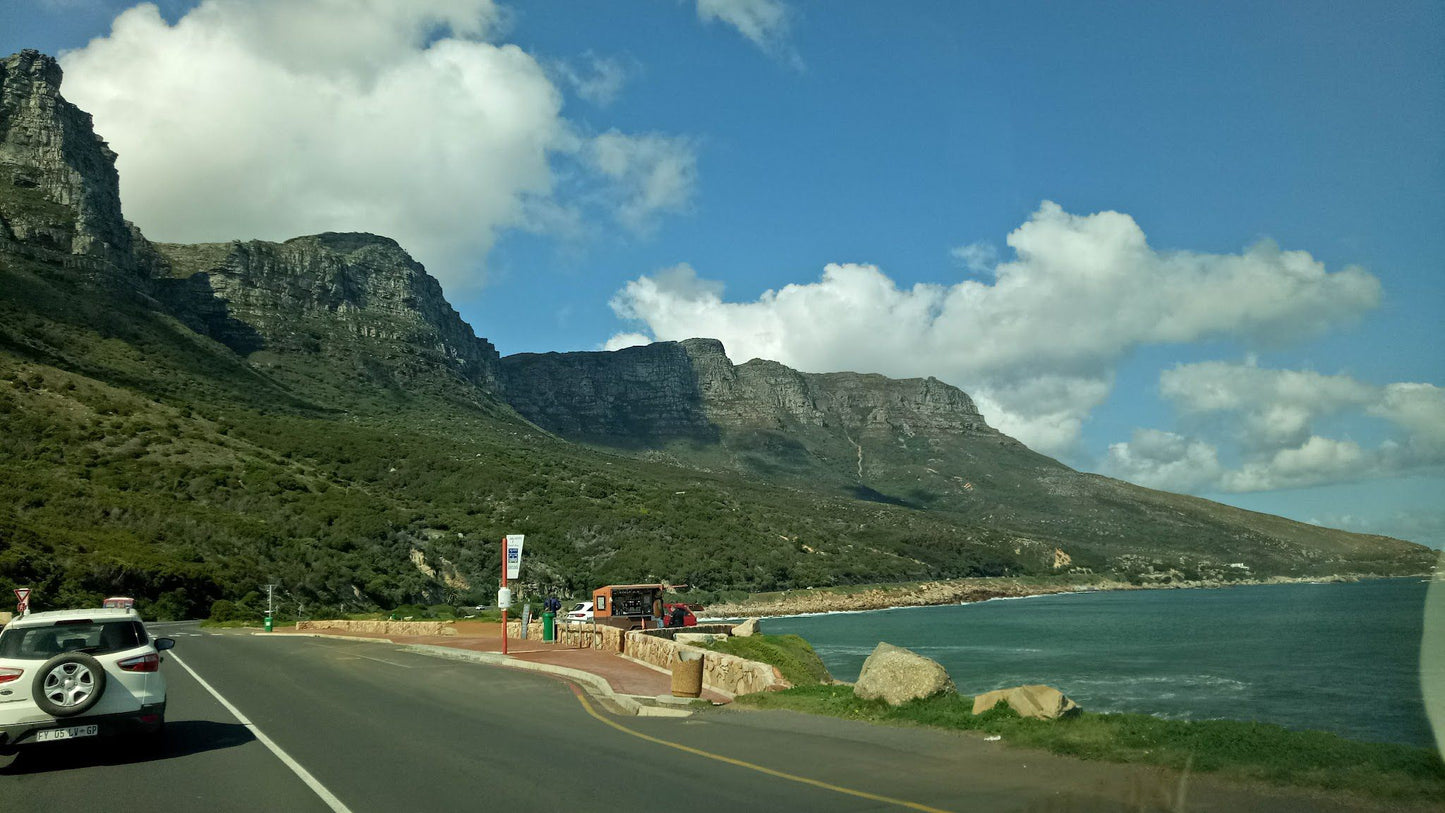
[254,632,397,645]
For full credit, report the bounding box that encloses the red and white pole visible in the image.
[500,535,508,656]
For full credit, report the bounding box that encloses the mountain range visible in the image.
[0,50,1431,618]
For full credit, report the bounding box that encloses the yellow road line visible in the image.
[569,686,954,813]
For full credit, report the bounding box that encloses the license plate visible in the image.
[35,724,98,742]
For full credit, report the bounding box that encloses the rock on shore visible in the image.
[702,578,1125,618]
[853,642,955,706]
[973,684,1081,720]
[699,574,1372,619]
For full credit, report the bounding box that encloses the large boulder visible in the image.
[972,684,1080,720]
[732,618,760,637]
[853,642,955,706]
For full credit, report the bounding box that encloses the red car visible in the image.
[663,603,697,627]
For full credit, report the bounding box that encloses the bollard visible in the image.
[671,650,704,698]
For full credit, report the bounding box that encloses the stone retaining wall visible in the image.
[624,631,788,697]
[500,622,787,696]
[506,621,626,652]
[297,619,457,636]
[636,624,736,640]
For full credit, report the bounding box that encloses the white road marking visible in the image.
[169,652,354,813]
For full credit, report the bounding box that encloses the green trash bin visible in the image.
[264,615,274,632]
[542,611,555,642]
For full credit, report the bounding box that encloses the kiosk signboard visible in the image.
[505,535,525,579]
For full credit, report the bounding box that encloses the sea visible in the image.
[766,577,1441,748]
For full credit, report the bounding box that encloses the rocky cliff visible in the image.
[499,339,1439,581]
[497,340,717,441]
[0,49,502,396]
[505,338,1003,438]
[501,338,1047,489]
[0,50,132,270]
[151,234,501,391]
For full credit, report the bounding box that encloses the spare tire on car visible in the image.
[32,652,107,717]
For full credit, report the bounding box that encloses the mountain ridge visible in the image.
[0,49,1432,617]
[150,232,503,396]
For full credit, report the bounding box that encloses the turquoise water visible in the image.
[767,578,1439,747]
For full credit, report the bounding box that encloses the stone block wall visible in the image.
[505,620,544,639]
[624,631,788,697]
[507,621,626,652]
[636,624,736,640]
[296,619,458,636]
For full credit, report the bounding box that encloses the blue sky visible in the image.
[3,0,1441,546]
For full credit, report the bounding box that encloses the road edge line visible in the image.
[569,686,954,813]
[169,651,354,813]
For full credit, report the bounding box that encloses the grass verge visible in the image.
[734,685,1445,801]
[698,634,833,686]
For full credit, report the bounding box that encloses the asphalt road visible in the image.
[0,623,1410,813]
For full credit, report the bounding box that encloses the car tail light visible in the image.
[0,668,22,684]
[118,653,159,672]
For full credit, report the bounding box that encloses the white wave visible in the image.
[964,590,1092,606]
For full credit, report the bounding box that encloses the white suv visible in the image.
[0,607,173,756]
[563,601,594,623]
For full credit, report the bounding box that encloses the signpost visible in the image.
[15,587,31,616]
[500,535,524,655]
[505,535,524,580]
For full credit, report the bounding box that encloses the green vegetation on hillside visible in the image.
[735,685,1445,801]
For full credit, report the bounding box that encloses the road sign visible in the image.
[505,534,525,580]
[15,587,30,614]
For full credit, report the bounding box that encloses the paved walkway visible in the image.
[282,621,729,703]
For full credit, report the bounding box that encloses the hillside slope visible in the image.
[502,339,1431,580]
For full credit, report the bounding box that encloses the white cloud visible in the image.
[1310,509,1445,549]
[1105,362,1445,492]
[608,201,1380,455]
[949,241,997,274]
[587,131,698,233]
[1220,436,1371,492]
[695,0,800,65]
[602,332,653,351]
[1104,429,1224,493]
[555,53,630,107]
[59,0,692,289]
[1373,383,1445,450]
[972,376,1112,457]
[1160,360,1377,450]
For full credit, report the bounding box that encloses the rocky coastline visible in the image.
[698,573,1382,619]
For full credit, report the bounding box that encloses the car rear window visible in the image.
[0,620,148,660]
